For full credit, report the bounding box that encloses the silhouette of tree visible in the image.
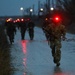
[58,0,75,24]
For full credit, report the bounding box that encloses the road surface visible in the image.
[9,27,75,75]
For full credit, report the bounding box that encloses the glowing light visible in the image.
[6,18,12,22]
[30,9,33,12]
[50,7,54,11]
[55,17,59,20]
[45,18,48,21]
[21,19,24,21]
[54,16,60,22]
[40,8,43,11]
[20,7,24,11]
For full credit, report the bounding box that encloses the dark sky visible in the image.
[0,0,46,16]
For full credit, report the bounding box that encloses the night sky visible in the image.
[0,0,46,16]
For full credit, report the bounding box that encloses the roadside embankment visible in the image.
[0,25,13,75]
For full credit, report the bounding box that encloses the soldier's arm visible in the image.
[61,25,66,40]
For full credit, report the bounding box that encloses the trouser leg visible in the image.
[51,45,55,57]
[21,30,26,40]
[54,49,61,63]
[29,29,34,40]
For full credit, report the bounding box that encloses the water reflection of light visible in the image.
[21,40,28,75]
[53,66,70,75]
[23,58,26,66]
[21,40,27,54]
[54,73,71,75]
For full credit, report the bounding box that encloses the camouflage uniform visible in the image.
[42,21,50,40]
[47,23,66,66]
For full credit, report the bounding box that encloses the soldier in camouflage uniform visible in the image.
[42,19,50,40]
[47,20,66,66]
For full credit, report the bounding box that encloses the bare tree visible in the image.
[58,0,75,24]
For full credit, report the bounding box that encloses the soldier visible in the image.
[42,18,50,40]
[27,20,35,40]
[19,19,27,40]
[5,18,16,44]
[47,17,66,66]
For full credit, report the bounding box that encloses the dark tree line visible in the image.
[58,0,75,24]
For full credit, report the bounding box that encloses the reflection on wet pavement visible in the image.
[21,40,28,75]
[53,66,72,75]
[2,27,75,75]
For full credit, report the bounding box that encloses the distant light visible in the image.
[40,8,43,11]
[30,9,33,12]
[21,19,24,21]
[20,7,24,11]
[17,18,20,21]
[6,18,12,22]
[50,7,54,11]
[45,18,48,21]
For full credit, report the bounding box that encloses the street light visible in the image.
[20,7,24,16]
[30,8,33,16]
[39,8,44,16]
[30,8,33,12]
[50,7,54,11]
[20,7,24,11]
[40,8,43,12]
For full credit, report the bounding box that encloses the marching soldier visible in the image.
[46,16,66,66]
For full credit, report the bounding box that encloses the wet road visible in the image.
[10,27,75,75]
